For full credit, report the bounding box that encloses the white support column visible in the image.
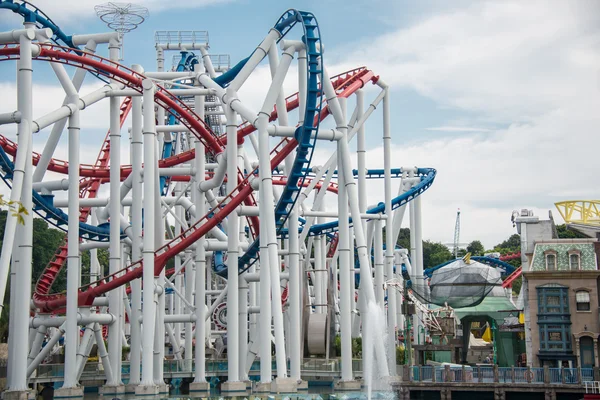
[356,89,367,231]
[338,132,353,382]
[239,273,249,381]
[414,195,424,342]
[374,220,385,307]
[409,195,418,343]
[138,78,157,393]
[7,29,34,395]
[288,203,301,381]
[63,97,81,389]
[225,104,240,383]
[105,38,124,391]
[128,64,144,389]
[383,88,397,374]
[192,85,208,388]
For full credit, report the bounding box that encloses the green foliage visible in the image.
[333,335,363,358]
[396,345,405,365]
[0,195,28,225]
[556,224,588,239]
[352,336,362,358]
[466,240,485,256]
[422,240,453,269]
[396,228,411,250]
[493,234,521,253]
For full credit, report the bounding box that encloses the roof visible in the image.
[453,295,517,322]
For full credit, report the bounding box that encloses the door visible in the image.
[580,336,594,368]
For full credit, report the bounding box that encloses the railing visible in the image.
[406,365,595,385]
[29,360,598,387]
[31,358,365,382]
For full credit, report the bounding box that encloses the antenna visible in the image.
[95,2,149,60]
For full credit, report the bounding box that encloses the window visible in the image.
[576,291,591,311]
[537,285,572,353]
[568,250,581,270]
[546,254,557,270]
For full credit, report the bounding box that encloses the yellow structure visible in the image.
[555,200,600,227]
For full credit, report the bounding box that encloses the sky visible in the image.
[0,0,599,249]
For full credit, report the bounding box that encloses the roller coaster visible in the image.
[0,1,445,396]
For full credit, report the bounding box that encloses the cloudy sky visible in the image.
[0,0,599,248]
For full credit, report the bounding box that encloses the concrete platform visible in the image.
[134,384,158,396]
[99,384,125,396]
[124,383,139,394]
[335,380,362,391]
[53,387,84,399]
[221,381,247,395]
[297,380,309,391]
[188,381,210,393]
[255,382,271,393]
[271,377,298,394]
[3,389,36,400]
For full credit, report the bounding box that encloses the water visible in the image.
[362,301,391,399]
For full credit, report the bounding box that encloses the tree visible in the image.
[466,240,485,256]
[396,227,410,250]
[556,224,588,239]
[494,234,521,252]
[422,241,453,269]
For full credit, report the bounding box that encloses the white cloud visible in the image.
[323,0,600,248]
[426,126,491,133]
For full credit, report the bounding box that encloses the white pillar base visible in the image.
[2,390,35,400]
[254,382,271,394]
[156,384,169,394]
[270,377,298,394]
[53,387,84,399]
[297,380,309,391]
[335,380,362,391]
[134,384,158,396]
[188,381,210,393]
[99,384,125,396]
[124,383,139,394]
[220,381,247,395]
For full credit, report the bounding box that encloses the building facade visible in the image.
[523,239,600,367]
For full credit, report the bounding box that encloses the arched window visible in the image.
[576,290,591,311]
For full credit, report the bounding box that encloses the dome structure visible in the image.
[425,259,503,308]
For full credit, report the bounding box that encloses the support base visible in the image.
[156,384,169,394]
[188,382,210,393]
[134,384,158,396]
[335,380,362,391]
[53,387,84,399]
[254,382,271,393]
[220,381,247,395]
[2,390,35,400]
[99,384,125,396]
[297,380,309,391]
[271,378,298,394]
[124,384,139,394]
